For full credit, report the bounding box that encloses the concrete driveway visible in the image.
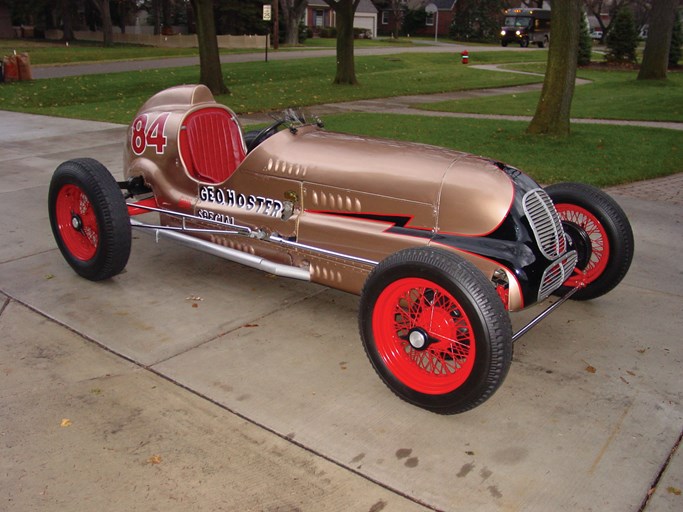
[1,111,681,512]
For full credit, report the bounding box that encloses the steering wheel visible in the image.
[246,119,286,152]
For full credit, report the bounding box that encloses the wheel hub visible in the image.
[407,328,430,350]
[71,213,83,231]
[562,220,592,270]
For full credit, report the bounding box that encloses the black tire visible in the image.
[358,247,512,414]
[48,158,131,281]
[546,182,634,301]
[501,41,508,47]
[520,37,529,48]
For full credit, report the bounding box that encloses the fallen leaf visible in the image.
[60,418,72,427]
[147,454,162,465]
[585,365,597,374]
[668,486,681,495]
[191,303,198,308]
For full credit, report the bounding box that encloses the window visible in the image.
[315,9,324,28]
[426,12,435,27]
[381,11,389,25]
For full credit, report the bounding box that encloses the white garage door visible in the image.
[354,15,376,37]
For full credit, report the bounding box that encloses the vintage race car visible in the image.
[48,85,634,414]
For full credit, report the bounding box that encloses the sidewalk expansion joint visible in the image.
[637,427,683,511]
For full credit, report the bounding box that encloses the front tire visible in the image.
[359,248,512,414]
[48,158,131,281]
[546,182,633,300]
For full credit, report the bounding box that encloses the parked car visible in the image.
[48,85,634,414]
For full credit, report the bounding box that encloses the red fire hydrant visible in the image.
[461,50,469,64]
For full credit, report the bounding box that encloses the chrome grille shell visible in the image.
[523,188,566,260]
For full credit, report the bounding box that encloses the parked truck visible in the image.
[500,8,551,48]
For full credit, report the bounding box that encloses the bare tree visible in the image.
[583,0,630,38]
[191,0,228,95]
[280,0,308,45]
[527,0,582,137]
[638,0,677,79]
[323,0,361,85]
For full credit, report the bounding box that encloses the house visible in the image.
[306,0,378,38]
[375,0,457,38]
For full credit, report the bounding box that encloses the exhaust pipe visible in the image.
[131,219,311,281]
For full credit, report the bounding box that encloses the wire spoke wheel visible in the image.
[359,247,512,414]
[545,182,633,300]
[49,158,131,281]
[555,203,609,287]
[373,278,476,394]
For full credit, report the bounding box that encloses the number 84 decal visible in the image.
[131,112,170,155]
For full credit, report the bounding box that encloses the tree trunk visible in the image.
[153,0,162,35]
[100,0,113,47]
[90,0,113,47]
[527,0,581,137]
[163,0,172,30]
[60,0,75,42]
[191,0,228,96]
[324,0,359,85]
[281,0,308,46]
[638,0,676,80]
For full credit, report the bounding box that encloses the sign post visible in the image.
[263,4,272,62]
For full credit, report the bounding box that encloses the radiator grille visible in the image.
[539,251,578,301]
[523,188,566,260]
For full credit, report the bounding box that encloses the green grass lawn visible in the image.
[0,52,546,123]
[0,39,202,65]
[419,64,683,122]
[0,36,440,65]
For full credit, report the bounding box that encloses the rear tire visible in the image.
[359,247,512,414]
[546,182,633,300]
[48,158,131,281]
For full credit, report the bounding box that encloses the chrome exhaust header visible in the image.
[130,219,311,281]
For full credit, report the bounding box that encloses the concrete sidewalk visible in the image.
[1,111,682,512]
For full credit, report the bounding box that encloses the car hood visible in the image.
[243,126,515,236]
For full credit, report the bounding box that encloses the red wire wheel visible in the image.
[545,182,634,301]
[359,247,512,414]
[554,203,609,287]
[49,159,131,281]
[54,184,100,261]
[372,277,476,395]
